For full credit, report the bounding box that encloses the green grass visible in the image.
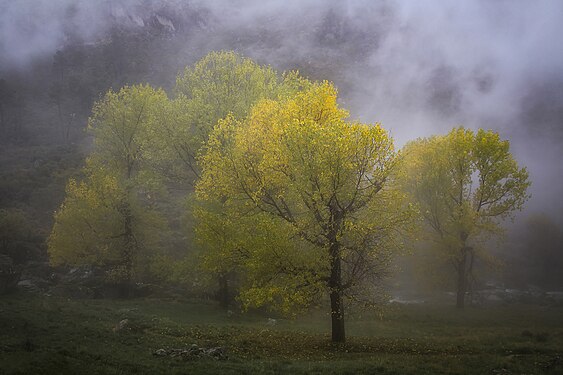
[1,294,562,374]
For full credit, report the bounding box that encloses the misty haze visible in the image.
[1,1,562,374]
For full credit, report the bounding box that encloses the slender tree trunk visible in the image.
[328,231,345,342]
[116,163,137,298]
[120,202,134,298]
[217,273,230,308]
[467,248,475,305]
[456,252,467,308]
[326,202,345,342]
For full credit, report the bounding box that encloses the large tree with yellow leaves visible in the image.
[196,81,412,342]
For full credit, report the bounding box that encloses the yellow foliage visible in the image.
[197,79,413,313]
[400,127,530,285]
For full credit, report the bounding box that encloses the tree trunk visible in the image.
[467,248,475,305]
[217,273,230,308]
[120,202,134,298]
[329,241,345,342]
[456,247,468,309]
[326,202,345,342]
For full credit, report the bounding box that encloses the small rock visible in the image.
[204,346,226,359]
[113,319,129,332]
[17,279,41,293]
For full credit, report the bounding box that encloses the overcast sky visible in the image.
[1,0,562,221]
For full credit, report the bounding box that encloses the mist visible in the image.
[2,0,561,221]
[2,2,563,372]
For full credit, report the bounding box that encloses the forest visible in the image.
[1,1,562,374]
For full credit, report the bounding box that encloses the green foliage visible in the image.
[175,51,279,122]
[156,51,282,183]
[87,84,169,183]
[153,51,314,184]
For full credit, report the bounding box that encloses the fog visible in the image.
[1,0,562,221]
[2,0,561,222]
[2,4,563,370]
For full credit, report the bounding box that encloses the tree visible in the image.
[48,85,170,294]
[401,128,530,308]
[155,51,281,184]
[86,84,168,181]
[197,81,411,342]
[153,52,309,304]
[48,172,167,287]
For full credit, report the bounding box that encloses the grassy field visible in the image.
[1,294,562,374]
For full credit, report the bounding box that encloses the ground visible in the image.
[0,294,562,374]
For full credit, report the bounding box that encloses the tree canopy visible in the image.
[48,85,170,292]
[401,127,530,307]
[156,51,282,183]
[196,81,412,342]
